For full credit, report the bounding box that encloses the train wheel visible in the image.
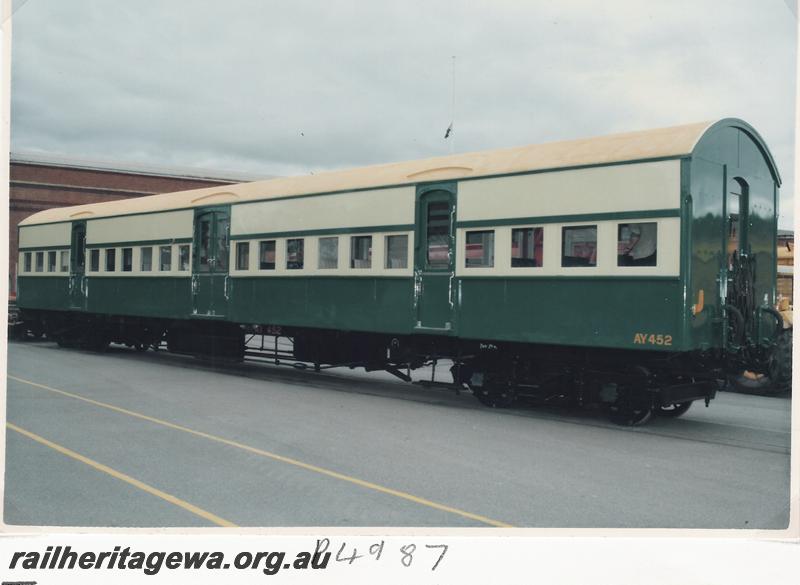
[608,401,653,426]
[472,374,517,408]
[656,402,692,418]
[608,366,654,426]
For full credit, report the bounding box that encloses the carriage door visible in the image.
[68,221,87,310]
[414,186,456,332]
[192,207,230,318]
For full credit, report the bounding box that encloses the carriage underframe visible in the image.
[16,308,724,426]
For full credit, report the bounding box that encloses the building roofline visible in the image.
[10,152,269,184]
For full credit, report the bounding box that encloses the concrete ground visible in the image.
[4,340,791,528]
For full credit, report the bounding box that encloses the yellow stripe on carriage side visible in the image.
[8,374,514,528]
[6,422,237,527]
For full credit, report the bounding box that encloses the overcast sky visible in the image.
[9,0,797,227]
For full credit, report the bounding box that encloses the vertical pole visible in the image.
[450,55,456,154]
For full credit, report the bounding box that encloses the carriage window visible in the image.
[47,251,56,272]
[60,250,69,272]
[122,248,133,272]
[34,252,44,272]
[427,202,451,269]
[140,247,152,271]
[159,246,172,271]
[259,240,276,270]
[318,237,338,269]
[465,230,495,268]
[90,249,100,272]
[105,249,116,272]
[562,225,597,267]
[511,227,543,267]
[178,245,190,271]
[350,235,372,269]
[618,222,657,266]
[236,242,250,270]
[287,238,304,269]
[385,235,408,269]
[24,252,31,273]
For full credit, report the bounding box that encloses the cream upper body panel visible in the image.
[457,160,680,222]
[231,187,415,237]
[86,210,194,245]
[18,222,72,248]
[19,121,712,226]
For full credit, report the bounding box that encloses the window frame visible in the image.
[178,244,191,271]
[159,245,172,272]
[140,246,153,272]
[59,250,70,272]
[259,240,276,270]
[286,238,304,270]
[90,249,100,272]
[318,237,339,270]
[561,225,598,268]
[464,230,495,268]
[122,247,133,272]
[235,241,250,271]
[511,226,544,268]
[105,248,116,272]
[384,234,408,269]
[47,250,57,272]
[617,222,658,267]
[350,235,372,269]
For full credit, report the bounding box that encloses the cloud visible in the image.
[9,0,796,225]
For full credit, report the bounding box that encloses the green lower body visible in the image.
[17,275,687,351]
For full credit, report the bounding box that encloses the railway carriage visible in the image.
[15,118,789,424]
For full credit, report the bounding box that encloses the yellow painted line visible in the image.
[8,374,513,528]
[6,422,237,528]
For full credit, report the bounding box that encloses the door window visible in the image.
[728,177,748,267]
[426,202,451,269]
[73,226,86,271]
[216,215,230,271]
[197,216,213,272]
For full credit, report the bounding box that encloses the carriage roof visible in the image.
[19,118,778,226]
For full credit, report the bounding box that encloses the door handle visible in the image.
[191,274,198,294]
[224,275,230,300]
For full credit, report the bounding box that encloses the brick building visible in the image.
[9,154,260,296]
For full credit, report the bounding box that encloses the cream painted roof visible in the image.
[21,120,714,226]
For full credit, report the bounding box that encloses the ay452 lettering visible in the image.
[633,333,672,346]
